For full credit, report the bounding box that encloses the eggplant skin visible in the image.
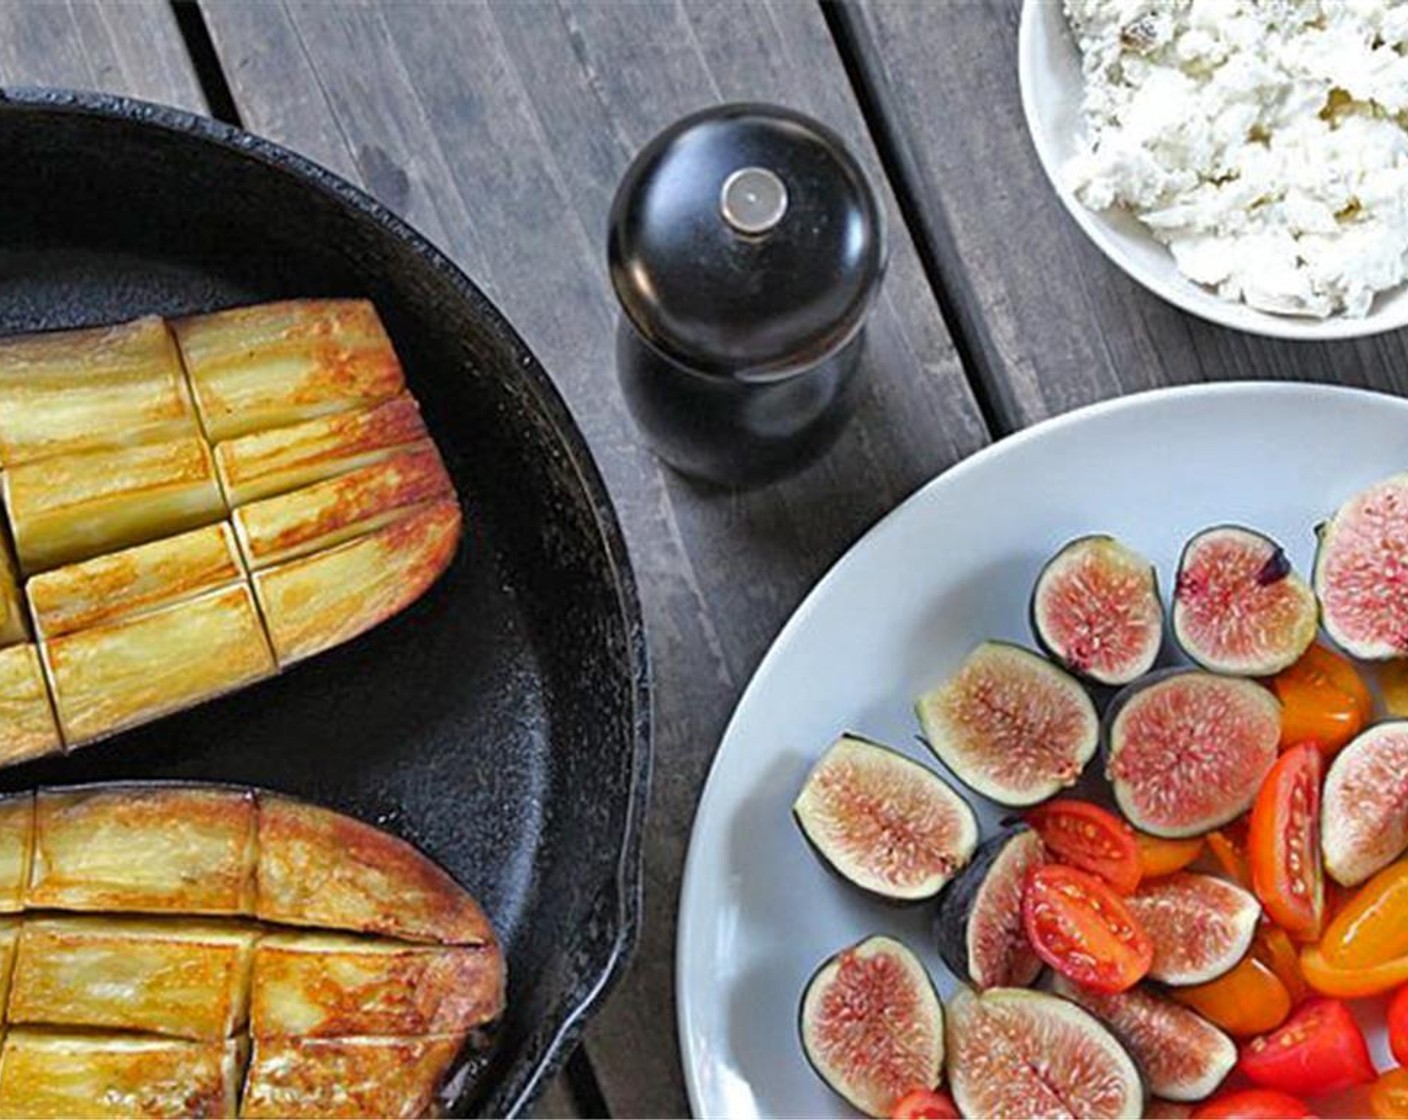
[256,793,494,945]
[240,1034,467,1120]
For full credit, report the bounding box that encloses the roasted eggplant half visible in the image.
[0,301,462,769]
[0,782,503,1118]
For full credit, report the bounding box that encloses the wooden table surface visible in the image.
[4,2,1404,1116]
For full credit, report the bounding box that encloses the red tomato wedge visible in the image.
[1389,984,1408,1067]
[1025,799,1142,894]
[1248,744,1324,941]
[1238,997,1374,1097]
[1192,1089,1317,1119]
[891,1088,958,1120]
[1021,864,1152,992]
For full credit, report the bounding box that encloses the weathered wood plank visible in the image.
[0,0,205,113]
[843,0,1408,431]
[200,1,988,1114]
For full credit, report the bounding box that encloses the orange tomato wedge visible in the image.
[1270,644,1372,758]
[1253,924,1309,1005]
[1321,860,1408,969]
[1208,828,1252,890]
[1300,944,1408,999]
[1136,833,1204,879]
[1172,955,1293,1036]
[1371,1068,1408,1119]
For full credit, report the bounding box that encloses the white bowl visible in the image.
[1017,0,1408,341]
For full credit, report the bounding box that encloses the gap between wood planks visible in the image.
[165,1,610,1116]
[822,0,1016,438]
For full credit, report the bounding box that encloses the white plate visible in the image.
[677,383,1408,1119]
[1017,0,1408,341]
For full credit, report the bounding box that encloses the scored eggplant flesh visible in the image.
[0,301,462,770]
[0,782,503,1118]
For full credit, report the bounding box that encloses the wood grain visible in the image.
[842,0,1408,432]
[199,1,987,1114]
[0,0,205,113]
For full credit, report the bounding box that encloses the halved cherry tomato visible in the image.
[1300,944,1408,998]
[1025,799,1142,894]
[1172,955,1293,1036]
[1137,832,1205,879]
[1322,860,1408,968]
[1371,1068,1408,1119]
[1021,864,1152,992]
[1208,826,1252,889]
[1238,997,1375,1096]
[1389,984,1408,1067]
[891,1088,958,1119]
[1270,644,1372,757]
[1192,1089,1317,1119]
[1253,924,1309,1005]
[1248,744,1324,940]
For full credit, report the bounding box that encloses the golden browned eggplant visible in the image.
[0,784,502,1117]
[0,794,34,912]
[0,1030,244,1119]
[0,645,62,767]
[10,918,257,1040]
[0,528,28,647]
[253,497,460,668]
[0,316,199,467]
[3,435,226,573]
[233,444,453,570]
[213,394,431,506]
[0,299,461,773]
[173,300,405,442]
[41,584,276,747]
[256,793,493,944]
[26,522,246,640]
[250,933,505,1038]
[239,1034,466,1120]
[27,785,258,915]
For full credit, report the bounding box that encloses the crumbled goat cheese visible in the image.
[1064,0,1408,318]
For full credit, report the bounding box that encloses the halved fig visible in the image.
[1051,975,1237,1102]
[1322,722,1408,885]
[1315,472,1408,659]
[946,987,1142,1119]
[799,935,944,1118]
[934,826,1046,989]
[1173,526,1317,676]
[1106,671,1280,837]
[1125,873,1260,986]
[917,642,1099,807]
[794,735,978,903]
[1031,535,1163,685]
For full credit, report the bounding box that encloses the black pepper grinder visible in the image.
[608,103,887,488]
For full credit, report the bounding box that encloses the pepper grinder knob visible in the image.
[607,102,887,488]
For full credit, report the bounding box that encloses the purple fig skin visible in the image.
[934,825,1045,989]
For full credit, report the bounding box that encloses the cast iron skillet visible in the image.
[0,87,650,1117]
